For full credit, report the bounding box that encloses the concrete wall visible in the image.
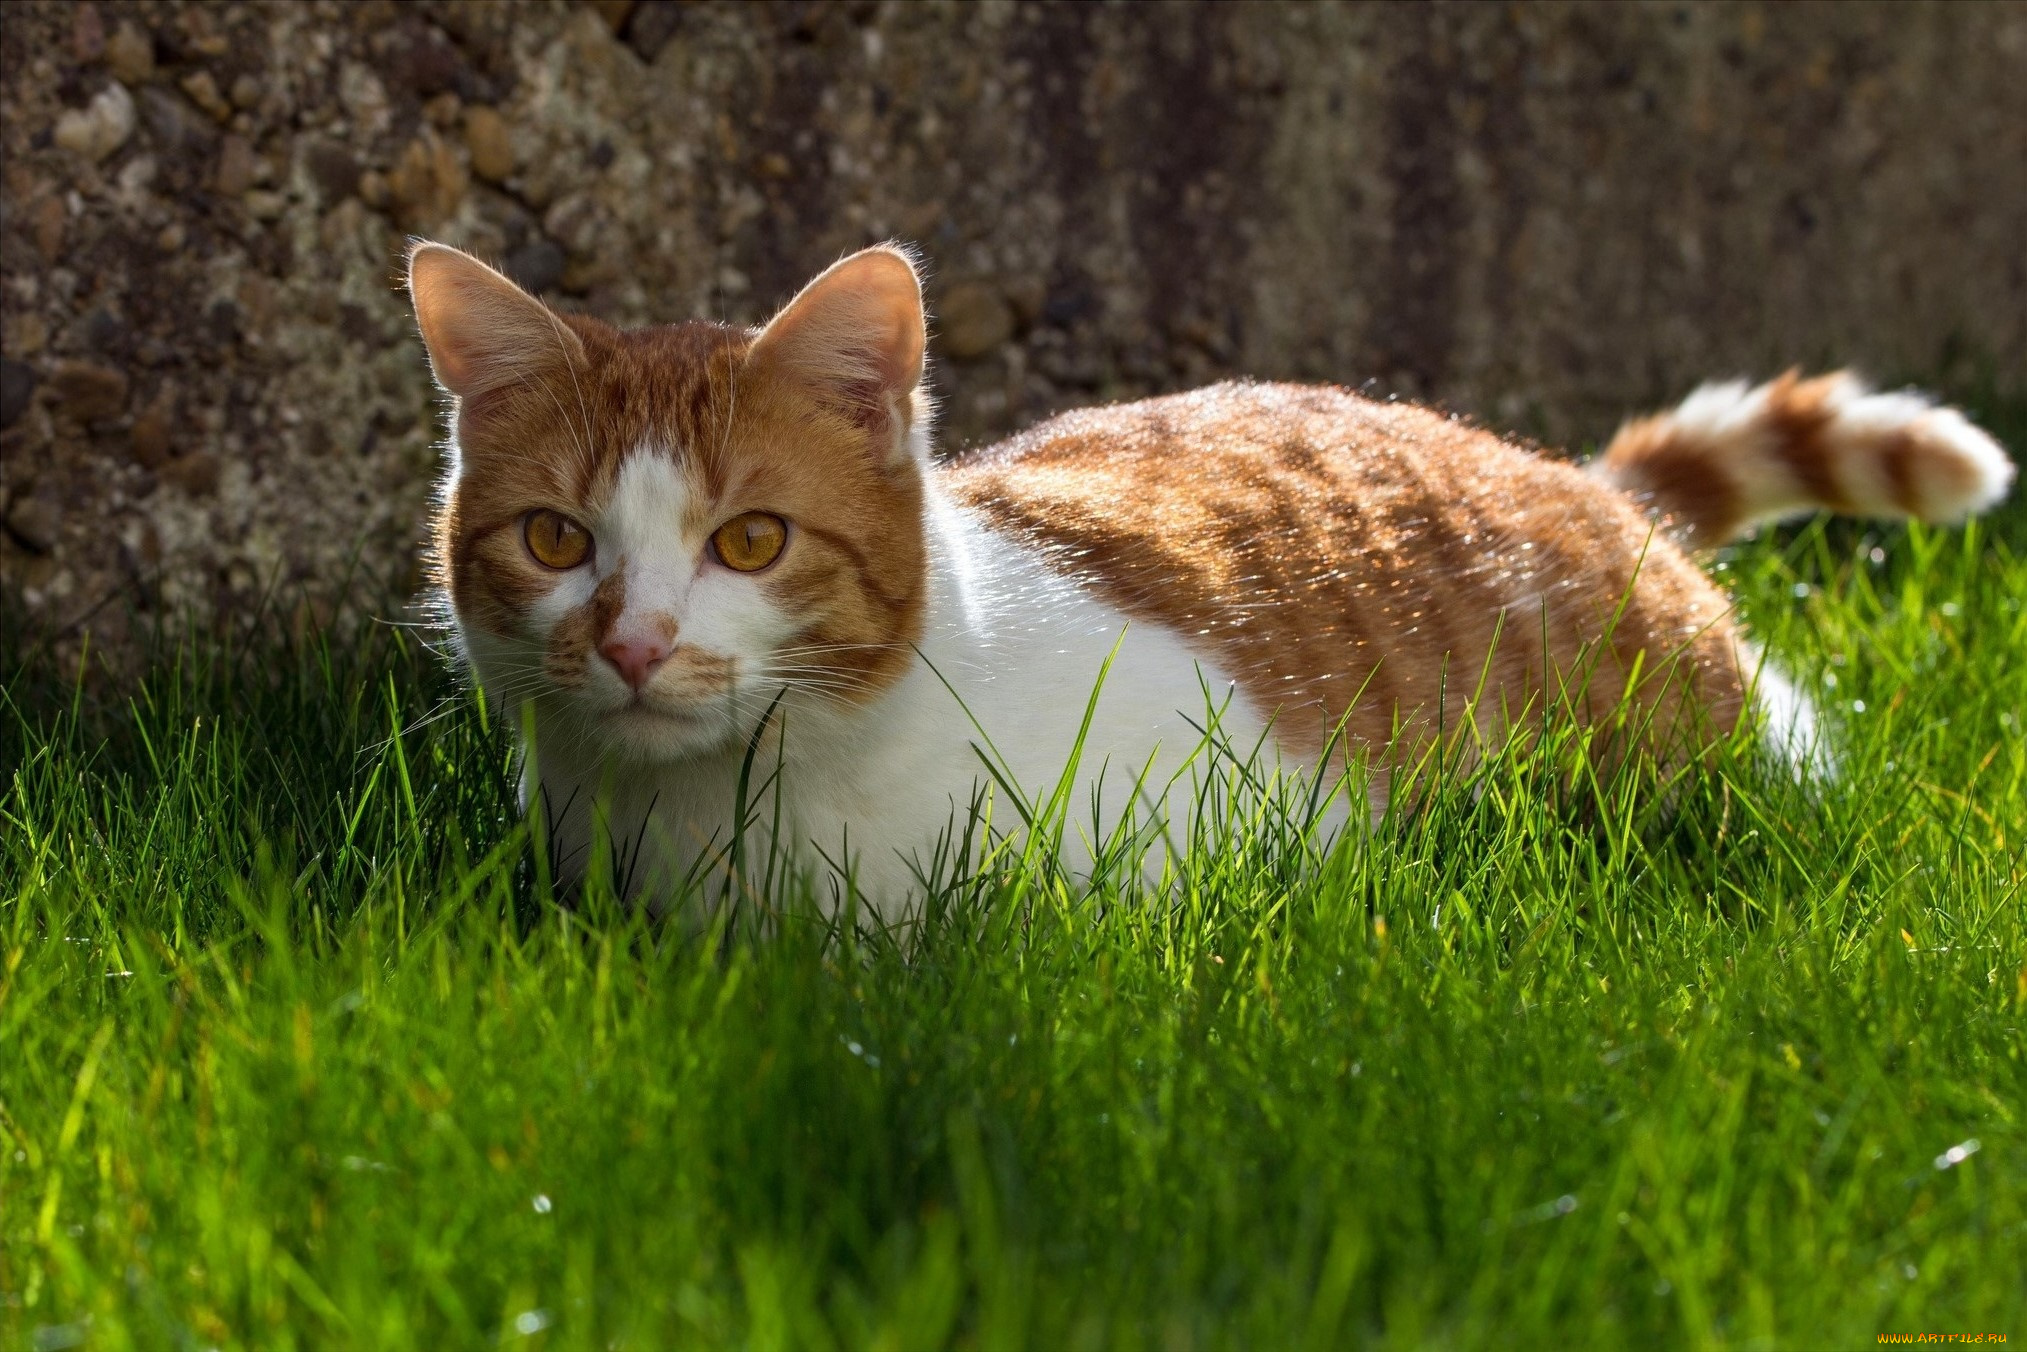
[4,0,2023,666]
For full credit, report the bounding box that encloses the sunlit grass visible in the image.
[3,390,2023,1350]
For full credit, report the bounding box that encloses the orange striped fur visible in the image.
[1595,370,2013,547]
[945,384,1752,761]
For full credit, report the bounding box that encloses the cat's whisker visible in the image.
[716,334,739,473]
[758,654,888,671]
[497,351,596,476]
[768,682,883,708]
[732,682,857,715]
[761,650,910,673]
[396,699,481,739]
[765,643,914,663]
[539,308,600,486]
[749,671,889,703]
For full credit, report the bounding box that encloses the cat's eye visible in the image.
[523,510,592,570]
[711,512,788,572]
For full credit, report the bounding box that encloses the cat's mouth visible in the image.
[582,702,732,763]
[594,693,740,753]
[605,697,711,727]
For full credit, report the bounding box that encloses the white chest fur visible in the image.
[516,490,1307,917]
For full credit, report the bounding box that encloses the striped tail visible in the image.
[1592,370,2014,547]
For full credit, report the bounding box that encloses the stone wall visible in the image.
[3,0,2024,668]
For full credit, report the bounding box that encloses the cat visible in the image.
[405,240,2014,917]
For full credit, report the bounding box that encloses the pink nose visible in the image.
[599,635,670,692]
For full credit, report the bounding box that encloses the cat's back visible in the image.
[941,381,1748,754]
[944,380,1574,539]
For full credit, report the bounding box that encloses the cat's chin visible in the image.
[593,703,740,762]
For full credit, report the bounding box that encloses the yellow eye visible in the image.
[523,510,592,570]
[711,512,788,572]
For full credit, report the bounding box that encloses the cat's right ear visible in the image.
[406,241,584,399]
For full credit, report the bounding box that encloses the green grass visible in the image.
[4,399,2025,1350]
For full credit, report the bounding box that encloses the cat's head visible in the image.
[407,240,932,762]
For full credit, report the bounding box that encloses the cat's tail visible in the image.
[1591,369,2014,547]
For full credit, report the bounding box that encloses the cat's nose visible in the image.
[599,636,671,692]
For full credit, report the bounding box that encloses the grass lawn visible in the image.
[4,390,2024,1350]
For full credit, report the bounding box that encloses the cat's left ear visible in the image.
[748,244,927,464]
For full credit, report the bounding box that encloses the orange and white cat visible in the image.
[406,241,2013,914]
